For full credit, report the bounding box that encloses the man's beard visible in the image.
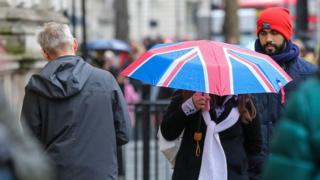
[262,40,286,55]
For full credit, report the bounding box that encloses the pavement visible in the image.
[124,140,173,180]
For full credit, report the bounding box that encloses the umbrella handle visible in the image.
[201,92,211,111]
[280,86,285,104]
[194,92,210,111]
[277,81,285,104]
[193,110,203,157]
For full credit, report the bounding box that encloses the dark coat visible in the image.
[21,56,132,180]
[263,76,320,180]
[253,40,317,156]
[160,92,262,180]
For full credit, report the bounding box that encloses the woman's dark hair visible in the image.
[237,95,256,123]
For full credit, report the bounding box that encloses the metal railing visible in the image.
[124,100,171,180]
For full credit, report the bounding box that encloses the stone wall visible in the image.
[0,0,67,114]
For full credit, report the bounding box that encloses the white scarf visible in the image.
[198,107,240,180]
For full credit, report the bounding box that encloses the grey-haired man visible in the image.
[21,22,132,180]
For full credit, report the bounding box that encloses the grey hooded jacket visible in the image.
[21,55,131,180]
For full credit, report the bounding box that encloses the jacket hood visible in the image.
[26,55,93,99]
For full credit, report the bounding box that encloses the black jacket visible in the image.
[21,56,132,180]
[161,92,262,180]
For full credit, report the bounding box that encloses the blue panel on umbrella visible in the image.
[169,56,206,92]
[229,50,287,90]
[130,48,193,85]
[229,56,266,94]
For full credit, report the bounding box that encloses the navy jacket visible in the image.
[253,40,317,155]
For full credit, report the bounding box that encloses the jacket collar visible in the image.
[255,39,299,64]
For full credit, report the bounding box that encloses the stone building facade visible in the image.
[0,0,68,111]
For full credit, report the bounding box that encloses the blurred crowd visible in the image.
[87,35,178,105]
[293,38,320,65]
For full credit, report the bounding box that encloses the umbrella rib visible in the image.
[127,47,195,77]
[223,47,234,94]
[195,47,209,93]
[228,48,292,82]
[228,52,275,93]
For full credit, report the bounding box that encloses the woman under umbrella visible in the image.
[160,91,262,180]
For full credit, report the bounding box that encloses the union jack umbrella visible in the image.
[121,40,292,96]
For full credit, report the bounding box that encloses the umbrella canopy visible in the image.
[121,40,292,95]
[86,39,131,52]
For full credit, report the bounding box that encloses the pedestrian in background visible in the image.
[21,22,132,180]
[0,85,53,180]
[252,7,317,176]
[160,91,262,180]
[262,70,320,180]
[293,39,317,65]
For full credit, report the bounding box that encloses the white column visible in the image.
[175,0,181,39]
[197,0,212,39]
[137,0,143,40]
[198,0,211,19]
[142,0,150,38]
